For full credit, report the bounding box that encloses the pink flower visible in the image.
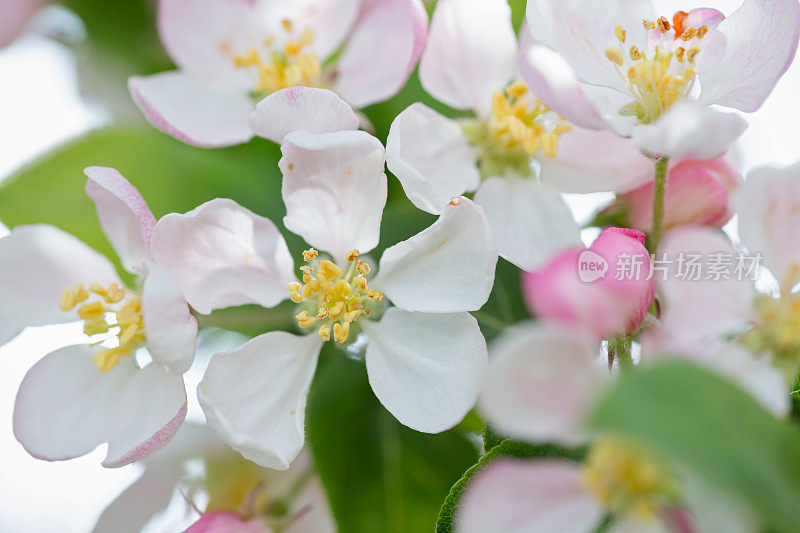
[0,0,41,47]
[184,512,270,533]
[1,167,197,467]
[129,0,428,147]
[522,227,656,339]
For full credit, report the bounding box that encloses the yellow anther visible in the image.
[302,284,315,298]
[319,260,342,280]
[302,248,318,262]
[93,347,127,373]
[675,47,686,62]
[629,46,642,61]
[697,25,709,39]
[492,91,512,118]
[346,249,360,263]
[118,323,140,346]
[60,288,76,311]
[83,319,110,336]
[289,282,302,293]
[281,19,294,32]
[605,48,625,66]
[290,291,304,304]
[105,283,125,304]
[333,322,350,344]
[681,27,698,41]
[328,301,345,318]
[317,307,329,319]
[657,16,670,33]
[233,48,260,68]
[643,19,656,30]
[615,25,627,43]
[300,266,313,283]
[78,301,105,319]
[353,276,367,291]
[295,311,317,328]
[542,134,559,158]
[367,290,383,301]
[73,284,89,303]
[89,283,107,296]
[344,310,362,323]
[506,81,529,98]
[318,324,331,341]
[356,260,371,276]
[332,280,352,300]
[686,47,700,63]
[683,67,697,80]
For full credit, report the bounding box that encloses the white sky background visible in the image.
[0,0,798,530]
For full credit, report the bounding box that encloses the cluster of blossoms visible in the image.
[3,0,800,531]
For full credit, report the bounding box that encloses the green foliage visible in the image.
[590,360,800,533]
[306,352,480,533]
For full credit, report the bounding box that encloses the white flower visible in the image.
[151,129,498,469]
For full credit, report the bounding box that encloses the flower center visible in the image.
[742,293,800,379]
[581,438,674,520]
[60,282,145,372]
[605,14,710,123]
[287,249,383,344]
[461,81,571,179]
[231,19,322,97]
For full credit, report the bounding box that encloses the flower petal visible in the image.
[479,323,606,445]
[373,197,497,312]
[333,0,428,108]
[185,511,270,533]
[103,363,187,467]
[250,87,359,144]
[141,263,198,374]
[84,166,156,272]
[198,331,323,469]
[129,72,254,148]
[457,459,602,533]
[631,101,747,160]
[158,0,261,79]
[474,177,581,271]
[419,0,517,114]
[0,225,120,346]
[386,103,480,215]
[361,309,488,433]
[735,162,800,290]
[698,0,800,112]
[13,345,136,461]
[281,130,387,262]
[151,198,295,315]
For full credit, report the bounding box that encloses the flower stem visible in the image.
[649,156,670,253]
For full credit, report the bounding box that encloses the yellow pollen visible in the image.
[319,260,342,280]
[367,290,383,301]
[642,19,656,30]
[506,80,529,98]
[356,260,370,276]
[629,45,642,61]
[615,25,627,43]
[346,249,360,263]
[302,248,318,262]
[333,322,350,344]
[657,16,671,33]
[605,48,625,66]
[318,324,331,341]
[686,47,700,63]
[743,293,800,378]
[295,311,317,328]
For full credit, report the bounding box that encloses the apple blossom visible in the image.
[386,0,662,270]
[2,167,196,467]
[129,0,427,147]
[150,129,498,469]
[521,0,800,159]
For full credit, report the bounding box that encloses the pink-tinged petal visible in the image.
[479,323,606,445]
[419,0,517,115]
[198,332,323,470]
[386,103,480,215]
[373,197,497,313]
[539,126,653,194]
[103,362,187,467]
[158,0,261,80]
[281,130,386,262]
[474,177,581,271]
[657,227,755,341]
[631,101,747,159]
[735,162,800,290]
[0,0,41,47]
[250,87,359,144]
[141,263,198,374]
[457,459,602,533]
[622,157,741,233]
[185,511,271,533]
[333,0,428,108]
[129,72,254,148]
[361,309,488,433]
[13,345,136,462]
[151,198,295,315]
[523,228,655,339]
[518,44,615,131]
[685,8,725,30]
[0,225,120,346]
[698,0,800,112]
[84,166,156,272]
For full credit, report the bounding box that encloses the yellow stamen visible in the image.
[346,249,360,263]
[615,25,627,43]
[302,248,318,262]
[605,48,624,66]
[295,311,317,328]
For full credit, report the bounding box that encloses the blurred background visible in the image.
[0,0,797,530]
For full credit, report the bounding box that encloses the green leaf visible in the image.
[589,360,800,533]
[306,352,479,533]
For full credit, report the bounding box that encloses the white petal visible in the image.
[0,225,120,346]
[479,323,606,446]
[13,345,135,461]
[735,162,800,290]
[198,331,323,469]
[474,177,581,270]
[457,459,602,533]
[141,263,198,374]
[129,72,254,148]
[333,0,428,108]
[361,309,488,433]
[385,103,480,215]
[698,0,800,112]
[250,87,359,144]
[631,101,747,160]
[373,197,497,312]
[281,130,387,262]
[419,0,517,114]
[92,468,182,533]
[103,363,187,467]
[151,198,296,314]
[84,166,156,272]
